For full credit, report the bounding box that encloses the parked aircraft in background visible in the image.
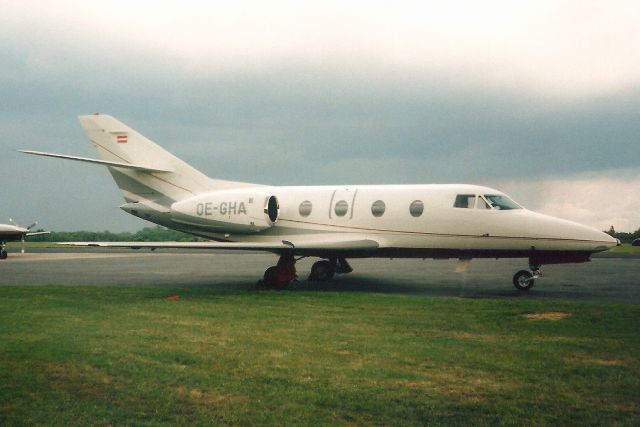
[21,114,618,289]
[0,220,49,259]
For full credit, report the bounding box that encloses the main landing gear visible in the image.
[256,255,353,290]
[0,242,7,260]
[513,263,542,291]
[309,257,352,282]
[257,253,297,290]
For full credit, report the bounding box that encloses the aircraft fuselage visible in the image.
[164,184,615,262]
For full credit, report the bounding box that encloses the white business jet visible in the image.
[21,114,617,290]
[0,220,49,259]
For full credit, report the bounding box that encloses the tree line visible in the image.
[605,226,640,244]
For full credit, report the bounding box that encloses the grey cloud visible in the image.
[2,42,639,230]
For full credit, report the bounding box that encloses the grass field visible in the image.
[601,244,640,256]
[1,286,638,426]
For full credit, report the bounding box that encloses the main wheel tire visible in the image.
[335,257,353,274]
[263,266,278,289]
[309,260,335,282]
[272,280,288,291]
[262,266,290,291]
[0,249,7,260]
[513,270,534,291]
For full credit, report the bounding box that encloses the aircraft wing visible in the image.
[57,236,379,252]
[58,241,293,250]
[281,237,379,251]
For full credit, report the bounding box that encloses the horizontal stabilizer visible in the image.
[19,150,174,173]
[26,231,51,237]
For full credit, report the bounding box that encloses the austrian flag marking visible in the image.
[116,134,128,144]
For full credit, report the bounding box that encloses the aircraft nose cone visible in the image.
[526,211,618,253]
[565,220,618,251]
[596,229,619,249]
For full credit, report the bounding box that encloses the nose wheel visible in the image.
[0,242,7,260]
[513,265,541,291]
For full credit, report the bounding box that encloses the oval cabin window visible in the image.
[409,200,424,217]
[334,200,349,217]
[371,200,386,217]
[299,200,312,217]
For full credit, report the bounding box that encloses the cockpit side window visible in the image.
[477,196,491,209]
[453,194,476,208]
[484,195,522,210]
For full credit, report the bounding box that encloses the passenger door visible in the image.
[329,187,358,221]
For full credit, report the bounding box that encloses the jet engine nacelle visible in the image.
[170,190,279,234]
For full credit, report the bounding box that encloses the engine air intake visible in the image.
[265,195,279,223]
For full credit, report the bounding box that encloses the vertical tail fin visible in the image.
[78,114,253,208]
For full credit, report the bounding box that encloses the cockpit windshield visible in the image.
[484,195,522,210]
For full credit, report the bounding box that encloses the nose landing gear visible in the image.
[0,242,7,260]
[513,264,542,291]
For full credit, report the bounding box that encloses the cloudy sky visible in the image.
[1,0,639,232]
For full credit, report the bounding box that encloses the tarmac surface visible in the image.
[1,249,638,303]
